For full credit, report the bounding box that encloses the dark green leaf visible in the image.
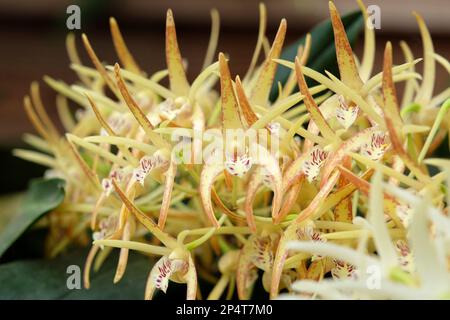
[0,178,65,257]
[0,248,197,300]
[0,249,152,299]
[270,10,364,100]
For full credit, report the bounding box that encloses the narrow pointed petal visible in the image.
[113,218,134,283]
[243,3,267,83]
[202,8,220,70]
[81,34,119,96]
[270,223,298,299]
[219,53,243,130]
[67,133,129,167]
[295,58,335,141]
[338,166,403,227]
[306,259,325,281]
[67,140,101,190]
[114,63,168,149]
[235,76,259,127]
[316,169,373,219]
[356,0,375,82]
[184,255,198,300]
[329,1,364,90]
[112,179,177,248]
[83,245,100,289]
[282,152,309,192]
[23,96,52,143]
[144,269,157,300]
[86,94,116,136]
[399,41,417,109]
[211,188,247,223]
[418,99,450,163]
[166,9,190,96]
[382,44,430,183]
[158,160,177,229]
[244,169,262,232]
[275,180,302,224]
[413,12,435,105]
[333,157,353,223]
[256,146,283,222]
[110,17,141,74]
[320,126,376,188]
[30,82,60,140]
[250,19,287,106]
[368,171,399,270]
[66,33,92,86]
[295,170,340,223]
[200,162,225,228]
[382,42,404,139]
[90,192,105,230]
[280,34,312,100]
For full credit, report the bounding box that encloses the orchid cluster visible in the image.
[15,1,450,300]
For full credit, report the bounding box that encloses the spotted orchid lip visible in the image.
[302,146,329,183]
[13,0,450,301]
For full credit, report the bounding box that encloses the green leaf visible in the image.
[270,10,364,101]
[0,249,197,299]
[0,178,65,257]
[0,249,152,299]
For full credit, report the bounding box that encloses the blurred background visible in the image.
[0,0,448,191]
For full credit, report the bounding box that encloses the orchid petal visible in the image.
[200,160,225,228]
[368,171,399,271]
[413,12,435,105]
[235,76,259,127]
[244,169,262,232]
[329,1,364,90]
[356,0,375,82]
[112,179,177,248]
[382,43,430,183]
[114,63,168,149]
[81,34,119,98]
[219,53,243,130]
[250,19,287,107]
[295,58,335,141]
[110,17,141,74]
[165,9,190,96]
[158,159,177,229]
[113,218,135,283]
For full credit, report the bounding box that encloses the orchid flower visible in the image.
[285,172,450,299]
[14,0,449,300]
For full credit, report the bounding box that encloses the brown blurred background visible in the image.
[0,0,449,146]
